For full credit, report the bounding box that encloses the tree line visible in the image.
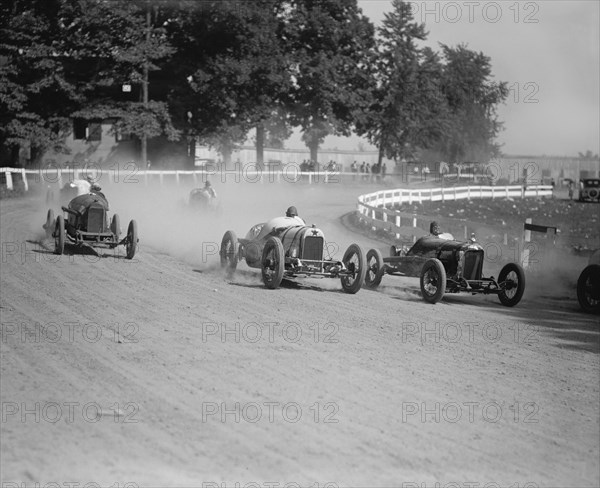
[0,0,508,167]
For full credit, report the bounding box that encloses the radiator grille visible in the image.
[463,251,483,280]
[87,206,105,233]
[303,236,324,261]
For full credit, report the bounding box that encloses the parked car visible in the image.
[579,178,600,202]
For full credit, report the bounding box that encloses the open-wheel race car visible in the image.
[219,217,366,293]
[188,186,221,214]
[577,251,600,314]
[364,231,526,306]
[43,191,138,259]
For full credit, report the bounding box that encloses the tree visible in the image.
[355,0,448,165]
[435,43,508,162]
[283,0,376,162]
[0,0,178,166]
[162,1,292,165]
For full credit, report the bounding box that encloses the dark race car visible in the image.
[220,218,366,293]
[577,251,600,314]
[364,233,525,306]
[188,187,220,214]
[43,190,138,259]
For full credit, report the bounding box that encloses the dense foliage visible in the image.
[0,0,508,166]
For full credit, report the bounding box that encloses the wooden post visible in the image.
[21,168,28,191]
[522,217,532,268]
[5,171,13,190]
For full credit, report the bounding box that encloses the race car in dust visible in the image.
[43,189,138,258]
[364,230,525,306]
[219,217,366,293]
[577,250,600,314]
[188,184,220,214]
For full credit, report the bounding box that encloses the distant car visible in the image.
[579,179,600,202]
[220,219,366,293]
[365,234,525,306]
[577,251,600,314]
[188,187,220,213]
[43,190,138,258]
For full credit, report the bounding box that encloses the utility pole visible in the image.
[141,4,150,168]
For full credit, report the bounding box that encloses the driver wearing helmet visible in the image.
[285,206,305,225]
[429,221,453,240]
[204,180,217,199]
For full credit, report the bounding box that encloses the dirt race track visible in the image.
[1,179,599,487]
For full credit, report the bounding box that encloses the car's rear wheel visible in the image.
[111,214,121,242]
[54,215,65,255]
[577,264,600,314]
[261,236,284,289]
[220,230,239,271]
[126,220,138,260]
[365,248,384,289]
[420,258,446,304]
[341,243,366,294]
[498,262,525,307]
[44,209,55,238]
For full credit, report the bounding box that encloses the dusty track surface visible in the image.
[1,180,599,487]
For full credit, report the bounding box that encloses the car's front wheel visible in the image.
[341,243,366,294]
[420,258,446,304]
[126,220,138,260]
[261,236,285,289]
[498,262,525,307]
[220,230,239,272]
[54,215,65,255]
[364,248,384,289]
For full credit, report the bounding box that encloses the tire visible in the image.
[220,230,239,271]
[420,258,446,304]
[126,220,138,260]
[498,262,526,307]
[111,214,121,242]
[340,243,366,294]
[577,264,600,314]
[365,248,384,289]
[54,215,65,255]
[261,236,285,289]
[44,209,55,238]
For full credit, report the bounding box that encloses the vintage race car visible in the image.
[188,187,221,213]
[219,218,366,293]
[579,178,600,202]
[43,191,138,258]
[365,234,525,306]
[577,251,600,314]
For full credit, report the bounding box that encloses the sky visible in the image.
[290,0,600,158]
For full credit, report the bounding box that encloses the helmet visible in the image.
[286,206,298,218]
[430,221,440,236]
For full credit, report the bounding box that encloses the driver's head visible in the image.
[286,206,298,218]
[205,181,211,187]
[430,221,440,236]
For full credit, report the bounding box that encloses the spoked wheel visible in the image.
[125,220,138,260]
[220,230,239,272]
[577,264,600,314]
[54,215,65,255]
[111,214,121,242]
[340,243,366,294]
[420,258,446,304]
[365,248,384,289]
[498,262,525,307]
[44,209,55,238]
[261,237,285,289]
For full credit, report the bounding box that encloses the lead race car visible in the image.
[43,187,138,258]
[219,214,366,293]
[364,224,526,306]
